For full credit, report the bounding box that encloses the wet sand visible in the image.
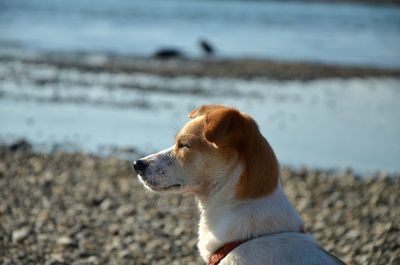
[2,52,400,81]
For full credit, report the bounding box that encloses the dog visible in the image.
[133,105,345,265]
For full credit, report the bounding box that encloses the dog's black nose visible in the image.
[133,159,149,175]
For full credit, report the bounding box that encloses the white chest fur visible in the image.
[196,184,304,261]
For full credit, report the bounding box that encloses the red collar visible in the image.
[208,240,246,265]
[208,228,306,265]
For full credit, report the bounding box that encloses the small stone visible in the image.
[57,236,75,246]
[71,256,98,265]
[118,249,132,259]
[346,229,360,239]
[100,198,113,210]
[116,205,135,216]
[173,226,184,236]
[12,227,30,243]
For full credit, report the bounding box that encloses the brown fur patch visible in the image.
[203,108,241,146]
[235,126,279,199]
[188,104,225,119]
[194,105,279,199]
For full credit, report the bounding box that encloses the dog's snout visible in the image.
[133,159,149,175]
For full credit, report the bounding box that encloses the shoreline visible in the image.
[1,51,400,81]
[2,139,398,178]
[1,143,399,264]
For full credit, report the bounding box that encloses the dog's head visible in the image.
[133,105,279,199]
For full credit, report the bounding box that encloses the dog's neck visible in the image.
[195,167,304,261]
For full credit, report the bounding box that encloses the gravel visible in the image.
[1,143,399,265]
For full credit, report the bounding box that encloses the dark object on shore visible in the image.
[8,139,32,152]
[153,48,184,60]
[199,39,215,56]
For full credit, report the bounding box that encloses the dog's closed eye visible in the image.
[177,142,190,149]
[176,135,192,149]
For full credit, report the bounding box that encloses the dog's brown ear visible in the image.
[203,107,242,147]
[204,107,279,199]
[235,130,279,199]
[188,104,225,119]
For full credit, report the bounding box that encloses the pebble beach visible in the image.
[1,142,399,265]
[2,0,400,263]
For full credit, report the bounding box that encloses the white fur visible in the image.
[197,181,341,264]
[197,181,303,260]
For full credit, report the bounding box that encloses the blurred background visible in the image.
[1,0,400,173]
[1,0,399,173]
[1,1,400,265]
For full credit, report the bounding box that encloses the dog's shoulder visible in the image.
[221,232,345,265]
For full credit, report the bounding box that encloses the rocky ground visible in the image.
[0,142,399,265]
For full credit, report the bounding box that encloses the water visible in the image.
[1,61,399,174]
[1,0,400,68]
[1,1,399,174]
